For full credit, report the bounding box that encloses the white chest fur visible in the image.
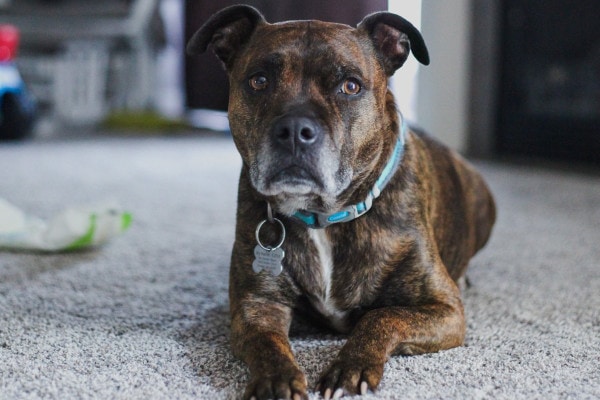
[307,229,350,331]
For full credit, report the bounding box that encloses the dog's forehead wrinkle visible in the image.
[246,52,285,72]
[253,21,365,65]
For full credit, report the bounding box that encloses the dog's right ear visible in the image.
[358,12,429,75]
[186,5,265,69]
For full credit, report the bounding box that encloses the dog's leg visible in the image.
[231,298,308,400]
[317,287,465,398]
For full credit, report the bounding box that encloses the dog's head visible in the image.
[188,5,428,215]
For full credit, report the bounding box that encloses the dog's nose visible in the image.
[271,116,322,154]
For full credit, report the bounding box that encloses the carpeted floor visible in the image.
[1,133,598,399]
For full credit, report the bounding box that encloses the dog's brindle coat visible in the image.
[188,5,495,400]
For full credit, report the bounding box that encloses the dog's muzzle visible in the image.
[262,111,328,191]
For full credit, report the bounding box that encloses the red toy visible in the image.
[0,25,36,140]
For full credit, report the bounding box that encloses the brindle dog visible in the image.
[187,5,495,400]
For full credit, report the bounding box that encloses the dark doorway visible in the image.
[496,0,600,164]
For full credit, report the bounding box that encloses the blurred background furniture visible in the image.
[0,0,164,130]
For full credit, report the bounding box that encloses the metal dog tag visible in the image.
[252,245,285,275]
[253,205,286,276]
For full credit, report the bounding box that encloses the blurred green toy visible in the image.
[0,198,132,252]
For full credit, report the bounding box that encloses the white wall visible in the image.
[416,0,472,152]
[388,0,422,123]
[388,0,472,152]
[155,0,185,118]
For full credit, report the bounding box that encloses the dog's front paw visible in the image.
[316,359,384,399]
[243,367,308,400]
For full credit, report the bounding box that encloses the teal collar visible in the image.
[292,118,407,229]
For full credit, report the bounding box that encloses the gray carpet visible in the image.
[1,134,598,399]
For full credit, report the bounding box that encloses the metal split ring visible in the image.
[255,217,286,251]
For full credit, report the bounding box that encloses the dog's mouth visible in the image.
[272,165,318,183]
[249,139,353,209]
[266,165,324,194]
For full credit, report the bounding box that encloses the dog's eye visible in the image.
[249,74,269,91]
[340,79,361,95]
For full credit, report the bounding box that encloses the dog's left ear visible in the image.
[358,12,430,75]
[186,5,265,69]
